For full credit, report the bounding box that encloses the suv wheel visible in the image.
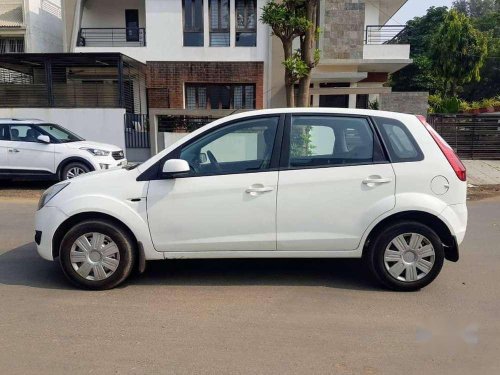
[62,162,90,180]
[59,220,135,290]
[365,221,444,291]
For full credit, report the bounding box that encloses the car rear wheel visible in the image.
[365,221,444,291]
[59,220,135,290]
[62,162,90,180]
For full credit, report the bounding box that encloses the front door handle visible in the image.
[8,148,19,153]
[362,177,392,185]
[245,185,274,196]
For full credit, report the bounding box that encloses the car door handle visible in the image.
[8,148,19,153]
[245,185,274,195]
[362,177,392,185]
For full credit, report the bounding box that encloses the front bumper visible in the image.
[35,205,68,261]
[94,158,127,171]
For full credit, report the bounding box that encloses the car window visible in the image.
[179,117,279,176]
[0,124,10,141]
[10,125,43,143]
[288,116,376,168]
[37,124,82,143]
[373,117,423,162]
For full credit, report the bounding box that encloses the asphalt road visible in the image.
[0,197,499,374]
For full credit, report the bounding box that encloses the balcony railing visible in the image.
[77,28,146,47]
[364,25,407,45]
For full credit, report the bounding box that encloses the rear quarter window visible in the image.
[373,116,423,162]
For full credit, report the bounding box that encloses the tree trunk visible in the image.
[283,39,295,107]
[297,0,318,107]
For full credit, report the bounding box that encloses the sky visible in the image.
[388,0,454,25]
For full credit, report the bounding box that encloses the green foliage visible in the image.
[430,9,488,96]
[428,95,461,114]
[368,99,379,110]
[290,125,315,157]
[389,7,449,93]
[390,2,499,102]
[260,0,311,41]
[283,50,309,81]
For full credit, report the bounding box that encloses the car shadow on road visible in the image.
[0,243,384,292]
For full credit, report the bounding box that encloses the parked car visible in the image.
[0,119,126,181]
[34,108,467,291]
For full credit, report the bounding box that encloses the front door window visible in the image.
[179,116,279,176]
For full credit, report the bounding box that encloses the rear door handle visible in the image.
[362,177,392,185]
[8,148,19,153]
[246,185,274,196]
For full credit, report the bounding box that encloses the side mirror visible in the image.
[37,135,50,144]
[162,159,190,178]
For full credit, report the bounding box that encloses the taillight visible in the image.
[416,115,466,181]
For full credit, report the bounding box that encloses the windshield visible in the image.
[37,124,84,143]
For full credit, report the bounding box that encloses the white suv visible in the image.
[0,119,126,180]
[35,109,467,291]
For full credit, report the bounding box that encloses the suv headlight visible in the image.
[38,182,70,210]
[80,147,110,156]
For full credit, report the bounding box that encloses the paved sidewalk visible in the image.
[463,160,500,185]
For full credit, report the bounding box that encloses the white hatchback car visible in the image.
[35,109,467,291]
[0,119,126,180]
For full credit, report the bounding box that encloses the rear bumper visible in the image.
[439,203,468,246]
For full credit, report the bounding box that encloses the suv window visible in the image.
[288,116,381,168]
[0,124,10,140]
[179,116,279,176]
[10,124,44,143]
[373,117,423,162]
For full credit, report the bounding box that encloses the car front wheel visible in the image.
[365,221,445,291]
[62,162,90,180]
[59,220,135,290]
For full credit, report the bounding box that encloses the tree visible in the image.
[389,7,449,93]
[453,0,499,18]
[261,0,319,107]
[430,9,488,97]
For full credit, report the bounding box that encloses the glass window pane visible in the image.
[373,117,422,162]
[233,86,243,109]
[179,117,279,175]
[289,116,375,167]
[244,85,254,109]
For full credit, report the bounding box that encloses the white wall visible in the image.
[81,0,146,28]
[164,132,189,149]
[0,108,126,151]
[363,44,410,60]
[74,0,269,64]
[26,0,63,52]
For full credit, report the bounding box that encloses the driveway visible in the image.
[0,196,499,374]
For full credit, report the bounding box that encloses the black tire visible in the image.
[59,220,136,290]
[364,221,444,291]
[61,162,90,180]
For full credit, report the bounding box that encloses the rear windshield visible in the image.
[372,117,423,162]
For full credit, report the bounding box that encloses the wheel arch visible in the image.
[56,157,95,180]
[52,212,138,260]
[362,210,458,262]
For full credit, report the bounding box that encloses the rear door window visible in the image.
[373,117,423,162]
[287,115,385,168]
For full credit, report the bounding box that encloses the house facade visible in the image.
[270,0,411,110]
[0,0,414,159]
[0,0,63,53]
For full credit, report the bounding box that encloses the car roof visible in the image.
[0,118,45,124]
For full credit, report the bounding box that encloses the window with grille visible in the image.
[0,38,24,53]
[183,0,204,46]
[209,0,230,46]
[186,84,255,110]
[235,0,256,46]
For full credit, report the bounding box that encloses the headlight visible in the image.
[38,182,70,210]
[80,147,110,156]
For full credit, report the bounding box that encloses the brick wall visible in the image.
[147,61,264,109]
[323,0,365,60]
[379,92,430,115]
